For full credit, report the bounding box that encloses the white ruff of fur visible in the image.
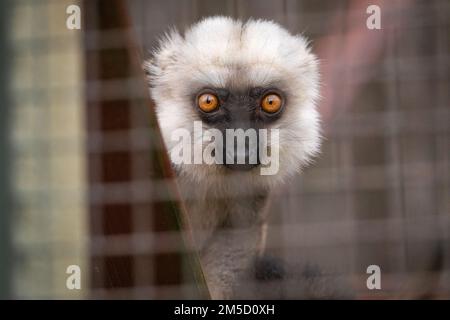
[145,16,321,190]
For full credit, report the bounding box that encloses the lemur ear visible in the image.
[151,49,177,73]
[148,29,183,74]
[142,59,153,76]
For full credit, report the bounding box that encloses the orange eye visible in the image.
[261,93,282,113]
[198,93,219,112]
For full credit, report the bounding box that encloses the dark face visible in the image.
[194,87,285,170]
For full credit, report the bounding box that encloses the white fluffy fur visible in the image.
[145,16,321,298]
[145,16,321,190]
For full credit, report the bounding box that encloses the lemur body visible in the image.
[177,175,267,298]
[145,16,321,298]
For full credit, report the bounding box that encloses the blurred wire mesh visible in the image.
[1,0,449,299]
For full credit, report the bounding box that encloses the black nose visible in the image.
[222,135,260,171]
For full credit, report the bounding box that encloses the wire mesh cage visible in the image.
[1,0,449,299]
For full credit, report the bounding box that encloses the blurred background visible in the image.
[0,0,448,299]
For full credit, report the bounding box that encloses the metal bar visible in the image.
[0,0,13,300]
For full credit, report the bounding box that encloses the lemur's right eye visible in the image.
[197,93,219,112]
[261,93,283,114]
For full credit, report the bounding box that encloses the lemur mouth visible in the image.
[223,162,259,171]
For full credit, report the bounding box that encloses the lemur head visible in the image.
[145,16,321,190]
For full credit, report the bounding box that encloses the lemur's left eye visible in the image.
[197,93,219,112]
[261,93,282,113]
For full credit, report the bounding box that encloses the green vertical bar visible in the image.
[0,0,12,300]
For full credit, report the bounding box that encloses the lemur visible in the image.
[145,16,321,299]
